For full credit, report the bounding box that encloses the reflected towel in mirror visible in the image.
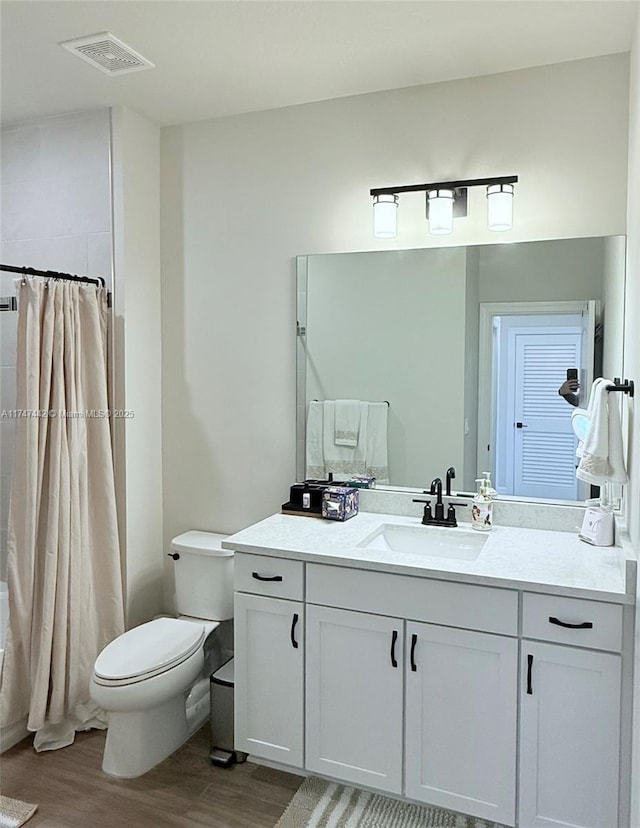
[323,401,367,477]
[334,399,361,446]
[365,402,389,483]
[306,400,389,483]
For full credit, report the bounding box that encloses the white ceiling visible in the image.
[1,0,638,127]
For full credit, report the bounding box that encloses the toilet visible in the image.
[90,531,234,778]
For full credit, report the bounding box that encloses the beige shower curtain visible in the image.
[0,278,124,751]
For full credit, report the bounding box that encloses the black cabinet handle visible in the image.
[252,572,283,582]
[549,616,593,630]
[410,633,418,672]
[290,613,299,649]
[390,630,398,668]
[527,654,533,695]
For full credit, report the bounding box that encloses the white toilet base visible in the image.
[102,694,196,778]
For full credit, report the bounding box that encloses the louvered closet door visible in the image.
[511,331,582,500]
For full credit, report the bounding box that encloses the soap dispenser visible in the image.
[482,471,496,499]
[471,475,493,532]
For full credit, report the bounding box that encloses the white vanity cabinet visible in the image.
[304,562,520,824]
[305,605,404,793]
[232,547,631,828]
[518,594,623,828]
[405,622,518,825]
[234,555,305,768]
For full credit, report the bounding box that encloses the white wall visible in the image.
[626,11,640,828]
[0,109,112,579]
[161,55,628,550]
[110,107,163,628]
[626,20,640,550]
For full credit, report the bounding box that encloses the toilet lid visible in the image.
[94,618,206,682]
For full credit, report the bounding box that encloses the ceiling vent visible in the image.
[59,32,155,76]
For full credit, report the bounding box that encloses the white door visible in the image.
[234,592,304,767]
[405,622,517,825]
[519,641,621,828]
[510,328,582,499]
[306,605,404,794]
[478,301,599,498]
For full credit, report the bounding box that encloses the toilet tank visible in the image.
[171,531,234,621]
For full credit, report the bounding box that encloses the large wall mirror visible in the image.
[296,235,626,503]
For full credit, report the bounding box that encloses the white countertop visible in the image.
[222,511,636,604]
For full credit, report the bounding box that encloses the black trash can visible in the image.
[210,658,246,767]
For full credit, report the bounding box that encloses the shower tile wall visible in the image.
[0,108,112,578]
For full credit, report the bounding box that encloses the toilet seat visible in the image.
[94,618,206,686]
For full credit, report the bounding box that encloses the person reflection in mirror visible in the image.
[558,379,580,407]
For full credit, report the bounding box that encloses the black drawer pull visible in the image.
[410,633,418,672]
[252,572,283,582]
[390,630,398,668]
[527,654,533,695]
[549,616,593,630]
[290,613,299,649]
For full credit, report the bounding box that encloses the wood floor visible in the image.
[1,727,303,827]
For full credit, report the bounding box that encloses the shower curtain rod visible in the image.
[0,263,106,288]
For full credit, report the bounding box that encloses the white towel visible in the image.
[576,378,628,485]
[334,399,361,446]
[364,402,389,484]
[306,399,389,483]
[305,401,326,479]
[323,401,368,478]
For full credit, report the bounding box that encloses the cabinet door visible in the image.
[405,622,517,825]
[306,605,404,793]
[234,592,304,767]
[519,641,621,828]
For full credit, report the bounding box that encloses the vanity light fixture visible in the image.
[373,194,399,238]
[370,175,518,237]
[427,189,455,235]
[487,183,514,231]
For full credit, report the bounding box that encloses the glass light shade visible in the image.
[373,194,398,238]
[427,189,454,235]
[487,183,514,231]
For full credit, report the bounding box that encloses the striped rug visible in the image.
[0,796,38,828]
[275,777,505,828]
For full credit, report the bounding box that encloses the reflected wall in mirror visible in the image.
[296,236,626,503]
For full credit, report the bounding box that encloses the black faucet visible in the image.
[445,466,456,497]
[412,469,468,528]
[430,478,444,521]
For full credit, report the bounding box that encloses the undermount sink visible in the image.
[358,523,487,561]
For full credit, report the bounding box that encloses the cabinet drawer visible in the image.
[522,592,623,652]
[234,552,304,600]
[307,564,517,636]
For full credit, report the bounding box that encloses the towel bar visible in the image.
[606,379,634,398]
[312,399,390,406]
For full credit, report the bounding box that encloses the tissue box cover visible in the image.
[321,487,359,521]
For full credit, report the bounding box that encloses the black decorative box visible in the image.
[282,478,347,517]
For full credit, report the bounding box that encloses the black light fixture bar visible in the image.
[370,175,518,197]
